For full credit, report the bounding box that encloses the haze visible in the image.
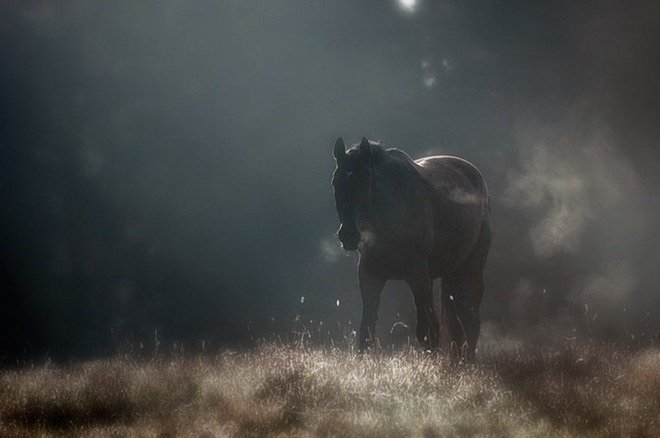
[2,1,659,359]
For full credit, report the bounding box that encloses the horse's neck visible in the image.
[363,165,432,234]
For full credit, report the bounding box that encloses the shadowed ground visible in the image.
[1,342,658,436]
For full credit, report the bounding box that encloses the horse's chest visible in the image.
[359,249,422,279]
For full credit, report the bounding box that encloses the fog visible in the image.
[2,0,659,359]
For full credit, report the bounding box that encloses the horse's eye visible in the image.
[347,171,355,181]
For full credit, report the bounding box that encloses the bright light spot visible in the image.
[398,0,417,13]
[423,74,437,88]
[336,299,340,307]
[300,296,305,304]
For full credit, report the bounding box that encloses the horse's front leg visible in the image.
[357,268,385,351]
[406,261,440,351]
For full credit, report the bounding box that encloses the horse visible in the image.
[332,136,491,360]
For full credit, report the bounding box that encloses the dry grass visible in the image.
[1,342,658,437]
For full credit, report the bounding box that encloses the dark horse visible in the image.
[332,137,491,360]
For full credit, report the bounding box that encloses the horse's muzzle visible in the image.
[338,223,360,251]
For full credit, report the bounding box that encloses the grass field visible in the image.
[1,342,658,437]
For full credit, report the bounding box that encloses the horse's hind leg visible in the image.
[441,224,490,361]
[441,268,484,361]
[441,274,466,359]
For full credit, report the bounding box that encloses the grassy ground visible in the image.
[0,342,658,437]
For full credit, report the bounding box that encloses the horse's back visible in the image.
[414,155,488,197]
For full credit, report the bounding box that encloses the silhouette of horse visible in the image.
[332,137,491,360]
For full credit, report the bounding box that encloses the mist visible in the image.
[2,0,659,359]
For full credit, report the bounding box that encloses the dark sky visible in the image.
[2,0,659,359]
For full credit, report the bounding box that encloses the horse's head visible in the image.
[332,136,373,251]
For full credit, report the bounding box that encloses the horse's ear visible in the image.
[359,136,371,158]
[333,137,346,162]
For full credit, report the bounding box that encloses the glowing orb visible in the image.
[398,0,417,13]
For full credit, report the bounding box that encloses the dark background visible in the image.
[2,0,659,360]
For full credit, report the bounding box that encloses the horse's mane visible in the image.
[372,145,423,183]
[346,141,423,185]
[382,147,418,171]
